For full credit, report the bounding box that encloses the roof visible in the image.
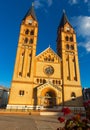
[23,4,37,21]
[36,46,62,61]
[0,86,9,91]
[59,10,72,28]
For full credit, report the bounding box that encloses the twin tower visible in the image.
[7,5,83,109]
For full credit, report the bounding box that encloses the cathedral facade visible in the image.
[7,5,83,109]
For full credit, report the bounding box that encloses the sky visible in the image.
[0,0,90,88]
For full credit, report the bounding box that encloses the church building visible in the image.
[7,5,83,109]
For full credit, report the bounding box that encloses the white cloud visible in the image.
[68,0,89,4]
[34,0,43,9]
[34,0,53,9]
[68,0,90,10]
[71,16,90,52]
[68,0,78,5]
[71,16,90,37]
[78,42,90,52]
[85,42,90,52]
[84,0,88,3]
[47,0,53,6]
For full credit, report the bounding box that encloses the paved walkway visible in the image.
[0,115,64,130]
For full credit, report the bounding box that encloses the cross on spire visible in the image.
[23,3,37,21]
[32,2,34,7]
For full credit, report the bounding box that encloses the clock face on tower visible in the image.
[44,65,54,76]
[27,19,33,24]
[66,27,70,31]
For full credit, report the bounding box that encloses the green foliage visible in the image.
[57,107,90,130]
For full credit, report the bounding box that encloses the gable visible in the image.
[37,82,62,92]
[36,47,61,63]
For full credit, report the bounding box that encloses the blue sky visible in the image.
[0,0,90,88]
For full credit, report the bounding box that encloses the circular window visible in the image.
[44,65,54,76]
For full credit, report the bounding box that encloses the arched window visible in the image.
[19,90,24,96]
[65,36,69,41]
[43,79,46,84]
[29,39,33,44]
[56,80,58,84]
[70,37,73,42]
[40,79,42,83]
[30,30,34,35]
[19,72,22,76]
[27,73,30,77]
[24,38,28,43]
[66,44,69,50]
[59,81,61,84]
[70,45,74,50]
[37,79,39,83]
[48,55,51,61]
[25,29,29,34]
[71,92,76,100]
[52,80,55,84]
[22,52,24,56]
[29,53,32,57]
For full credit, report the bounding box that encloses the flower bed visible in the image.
[57,107,90,130]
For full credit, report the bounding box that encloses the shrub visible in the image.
[57,107,90,130]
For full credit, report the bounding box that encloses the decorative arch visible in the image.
[37,82,62,107]
[41,87,57,97]
[40,87,57,108]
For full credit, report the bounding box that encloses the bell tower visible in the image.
[57,11,83,107]
[13,4,38,81]
[7,4,38,108]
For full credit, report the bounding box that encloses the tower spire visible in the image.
[59,10,71,28]
[32,2,34,7]
[23,4,37,21]
[63,9,65,13]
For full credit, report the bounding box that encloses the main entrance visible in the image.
[40,88,56,108]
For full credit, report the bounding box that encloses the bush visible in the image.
[57,107,90,130]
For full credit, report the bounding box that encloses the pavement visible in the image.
[0,109,86,130]
[0,114,64,130]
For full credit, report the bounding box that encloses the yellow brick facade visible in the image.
[7,6,83,109]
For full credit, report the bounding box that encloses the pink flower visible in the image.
[58,117,65,123]
[62,107,71,115]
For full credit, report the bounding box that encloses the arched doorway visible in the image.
[40,88,56,108]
